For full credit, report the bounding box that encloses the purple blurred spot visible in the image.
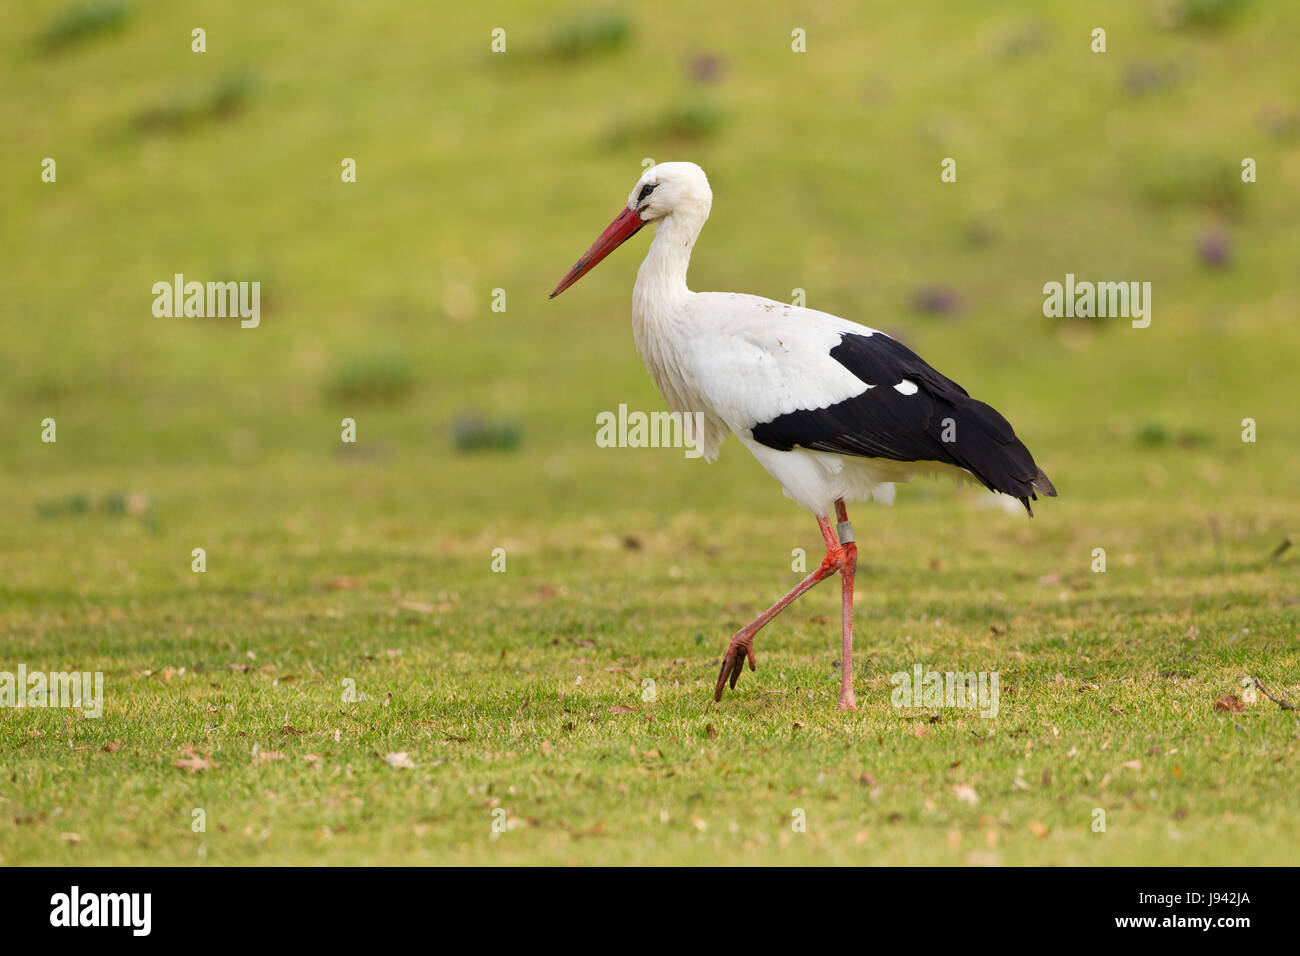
[1124,60,1183,96]
[910,285,965,316]
[1197,230,1231,268]
[685,53,726,84]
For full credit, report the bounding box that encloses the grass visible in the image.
[1,0,1297,865]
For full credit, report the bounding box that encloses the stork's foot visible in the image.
[837,690,857,711]
[710,513,850,706]
[713,635,756,701]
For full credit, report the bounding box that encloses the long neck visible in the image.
[632,208,705,319]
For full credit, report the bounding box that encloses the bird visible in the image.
[550,162,1055,711]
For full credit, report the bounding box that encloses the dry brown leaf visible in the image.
[175,746,216,773]
[1215,694,1245,713]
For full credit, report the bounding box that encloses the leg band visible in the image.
[836,520,855,545]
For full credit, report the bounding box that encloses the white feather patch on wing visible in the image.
[685,293,886,432]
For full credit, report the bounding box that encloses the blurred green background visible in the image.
[1,0,1297,865]
[4,0,1298,496]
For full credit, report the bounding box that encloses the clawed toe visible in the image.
[713,640,756,701]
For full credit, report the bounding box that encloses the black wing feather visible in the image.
[750,333,1056,514]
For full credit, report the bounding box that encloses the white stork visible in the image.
[550,162,1055,710]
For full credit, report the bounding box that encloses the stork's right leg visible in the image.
[835,499,859,711]
[714,515,848,701]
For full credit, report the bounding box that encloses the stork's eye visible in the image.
[637,182,659,204]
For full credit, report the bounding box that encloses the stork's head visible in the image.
[550,162,712,298]
[623,161,713,224]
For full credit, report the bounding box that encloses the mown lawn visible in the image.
[1,0,1297,864]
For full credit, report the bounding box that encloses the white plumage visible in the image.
[550,161,1054,709]
[624,163,965,514]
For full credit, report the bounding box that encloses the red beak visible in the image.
[549,206,646,298]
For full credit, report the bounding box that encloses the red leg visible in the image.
[714,515,848,701]
[835,499,858,711]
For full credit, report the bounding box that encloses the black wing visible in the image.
[749,332,1056,514]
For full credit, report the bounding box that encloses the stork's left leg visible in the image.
[714,515,847,701]
[835,499,858,711]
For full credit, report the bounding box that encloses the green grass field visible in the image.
[1,0,1297,865]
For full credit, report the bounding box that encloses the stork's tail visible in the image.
[1019,465,1057,517]
[942,397,1056,517]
